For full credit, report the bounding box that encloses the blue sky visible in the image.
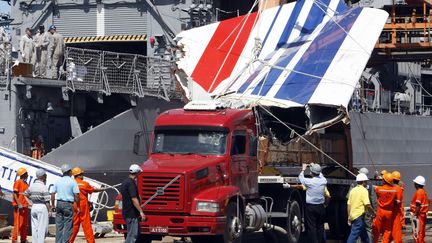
[0,2,9,14]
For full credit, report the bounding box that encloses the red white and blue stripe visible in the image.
[175,0,388,109]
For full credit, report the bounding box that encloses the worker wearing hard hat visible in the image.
[299,163,327,243]
[379,170,388,179]
[372,173,402,243]
[70,167,105,243]
[346,167,377,243]
[50,164,80,243]
[12,167,29,243]
[347,173,375,243]
[121,164,145,243]
[391,171,404,242]
[24,169,51,243]
[410,175,428,243]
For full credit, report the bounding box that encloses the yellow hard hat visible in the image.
[16,168,27,177]
[392,171,401,181]
[71,167,84,176]
[383,173,393,184]
[380,169,388,176]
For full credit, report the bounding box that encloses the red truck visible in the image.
[113,101,356,243]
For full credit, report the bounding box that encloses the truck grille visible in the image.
[139,173,185,211]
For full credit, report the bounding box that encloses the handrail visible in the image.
[65,47,180,100]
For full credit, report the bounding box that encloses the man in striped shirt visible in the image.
[25,169,52,243]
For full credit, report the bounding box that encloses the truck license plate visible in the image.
[150,226,168,234]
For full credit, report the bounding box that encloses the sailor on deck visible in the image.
[34,25,50,78]
[49,25,65,79]
[19,28,34,63]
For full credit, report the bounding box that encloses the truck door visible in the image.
[231,131,250,196]
[247,132,259,197]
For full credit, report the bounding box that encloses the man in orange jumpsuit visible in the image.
[70,167,105,243]
[12,168,29,243]
[372,173,402,243]
[410,175,428,243]
[391,170,404,242]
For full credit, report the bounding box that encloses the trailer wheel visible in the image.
[223,202,244,243]
[287,200,301,243]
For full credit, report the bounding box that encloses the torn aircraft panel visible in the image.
[175,0,388,128]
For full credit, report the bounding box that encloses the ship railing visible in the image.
[376,5,432,49]
[65,47,180,101]
[351,86,432,116]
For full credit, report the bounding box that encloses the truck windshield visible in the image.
[153,130,228,155]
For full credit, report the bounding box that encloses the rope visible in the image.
[91,182,121,223]
[257,104,356,177]
[256,59,356,87]
[350,111,377,172]
[208,0,261,92]
[311,0,372,55]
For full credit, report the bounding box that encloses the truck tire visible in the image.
[286,200,301,243]
[223,202,244,243]
[192,202,243,243]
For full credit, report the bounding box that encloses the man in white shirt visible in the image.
[19,28,34,63]
[25,169,52,243]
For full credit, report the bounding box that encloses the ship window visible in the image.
[231,134,246,155]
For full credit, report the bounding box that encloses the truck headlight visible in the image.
[196,202,219,213]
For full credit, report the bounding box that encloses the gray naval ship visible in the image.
[0,0,431,217]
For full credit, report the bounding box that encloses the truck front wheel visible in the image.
[191,202,243,243]
[223,202,244,243]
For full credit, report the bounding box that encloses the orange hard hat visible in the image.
[71,167,84,176]
[392,171,401,181]
[383,173,393,184]
[380,169,388,176]
[16,168,27,177]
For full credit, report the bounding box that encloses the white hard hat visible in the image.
[60,164,72,173]
[413,175,426,186]
[129,164,142,174]
[36,168,46,178]
[356,173,369,182]
[310,163,321,174]
[359,167,369,175]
